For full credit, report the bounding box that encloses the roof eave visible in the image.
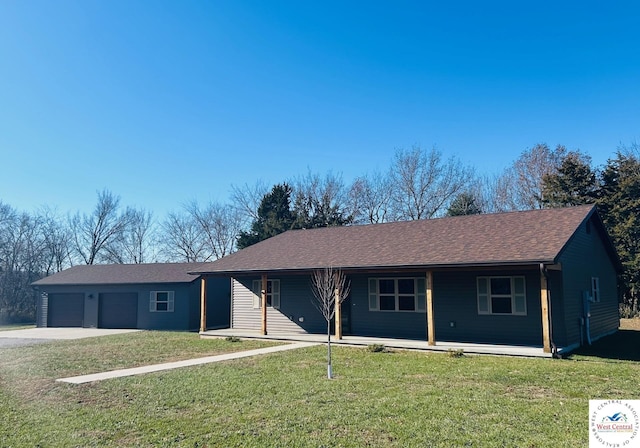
[191,259,559,277]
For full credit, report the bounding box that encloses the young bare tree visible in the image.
[311,267,351,379]
[70,190,132,265]
[389,146,472,220]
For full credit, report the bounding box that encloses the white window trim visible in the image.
[477,276,527,316]
[251,279,280,309]
[368,277,426,313]
[591,277,600,303]
[150,291,175,312]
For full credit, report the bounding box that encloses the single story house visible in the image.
[191,205,621,354]
[32,263,230,331]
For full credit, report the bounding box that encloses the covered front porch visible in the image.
[199,327,561,358]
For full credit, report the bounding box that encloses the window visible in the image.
[251,279,280,309]
[150,291,174,312]
[368,278,426,312]
[591,277,600,302]
[477,277,526,316]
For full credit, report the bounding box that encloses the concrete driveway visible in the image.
[0,328,140,348]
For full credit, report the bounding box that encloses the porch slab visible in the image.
[200,328,555,358]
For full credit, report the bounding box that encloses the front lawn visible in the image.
[0,330,638,447]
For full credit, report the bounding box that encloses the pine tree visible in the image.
[236,184,296,249]
[446,192,482,216]
[541,151,598,207]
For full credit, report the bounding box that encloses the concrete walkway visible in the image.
[57,342,317,384]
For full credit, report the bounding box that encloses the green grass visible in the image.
[1,331,638,447]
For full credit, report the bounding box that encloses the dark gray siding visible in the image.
[231,276,325,333]
[37,282,197,330]
[430,270,543,345]
[558,218,619,347]
[232,271,548,345]
[202,277,231,330]
[348,275,427,340]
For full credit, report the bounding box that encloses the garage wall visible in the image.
[36,283,192,330]
[36,279,231,331]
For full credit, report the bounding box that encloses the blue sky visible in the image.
[1,1,638,217]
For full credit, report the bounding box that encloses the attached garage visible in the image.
[98,292,138,329]
[48,293,84,327]
[32,263,231,331]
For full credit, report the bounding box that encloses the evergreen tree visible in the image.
[292,192,353,229]
[541,151,598,207]
[446,192,482,216]
[597,150,640,311]
[236,184,296,249]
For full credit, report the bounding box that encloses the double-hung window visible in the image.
[251,279,280,309]
[368,278,426,312]
[477,277,526,315]
[150,291,174,312]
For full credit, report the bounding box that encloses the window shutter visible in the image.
[252,280,260,309]
[271,280,280,309]
[513,277,526,314]
[149,291,156,312]
[368,278,378,310]
[168,291,175,312]
[416,278,426,311]
[477,278,489,314]
[591,277,600,302]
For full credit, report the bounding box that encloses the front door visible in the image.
[341,296,351,335]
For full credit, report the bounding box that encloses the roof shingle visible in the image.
[192,205,598,275]
[32,263,202,286]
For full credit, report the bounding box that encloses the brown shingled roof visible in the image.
[32,263,202,286]
[191,205,600,275]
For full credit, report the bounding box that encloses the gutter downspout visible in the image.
[540,263,558,357]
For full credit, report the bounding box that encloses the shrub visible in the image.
[367,344,386,353]
[620,302,640,319]
[447,348,464,358]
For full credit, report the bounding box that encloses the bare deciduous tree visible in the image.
[186,200,242,259]
[230,180,269,228]
[70,190,132,265]
[494,143,567,211]
[348,171,393,224]
[389,146,472,220]
[311,267,351,379]
[39,206,73,274]
[290,170,352,228]
[159,210,208,262]
[104,208,156,264]
[0,204,46,323]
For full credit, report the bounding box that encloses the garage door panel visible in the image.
[48,293,84,327]
[99,293,138,329]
